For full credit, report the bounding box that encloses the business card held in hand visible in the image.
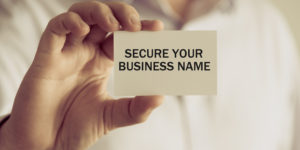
[113,31,217,96]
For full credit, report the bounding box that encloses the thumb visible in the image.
[103,95,164,132]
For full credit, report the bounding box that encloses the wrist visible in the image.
[0,118,42,150]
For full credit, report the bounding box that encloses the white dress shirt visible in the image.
[0,0,299,150]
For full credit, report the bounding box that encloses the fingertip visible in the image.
[135,95,164,109]
[150,95,164,108]
[127,24,142,32]
[152,20,164,30]
[78,21,90,36]
[123,20,141,32]
[141,20,164,31]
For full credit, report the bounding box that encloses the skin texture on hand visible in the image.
[0,1,164,150]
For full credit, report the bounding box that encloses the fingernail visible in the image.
[129,15,141,27]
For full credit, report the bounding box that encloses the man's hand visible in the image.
[0,1,164,150]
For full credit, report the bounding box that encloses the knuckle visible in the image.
[48,17,56,26]
[64,11,78,20]
[66,12,87,27]
[48,14,61,27]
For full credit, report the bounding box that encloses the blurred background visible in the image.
[270,0,300,50]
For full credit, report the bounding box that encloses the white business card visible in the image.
[114,31,217,96]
